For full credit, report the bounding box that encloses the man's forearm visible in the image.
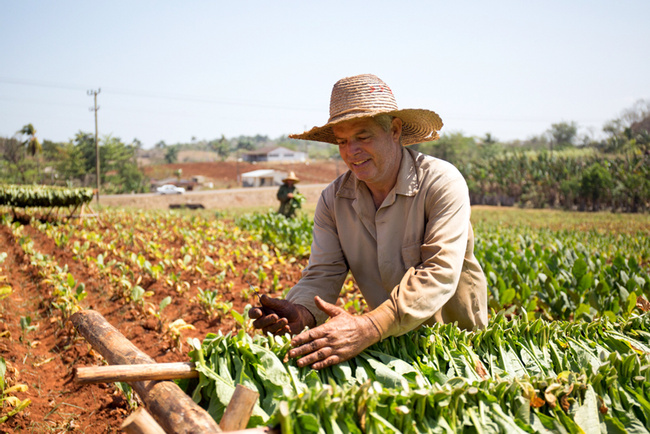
[296,304,316,330]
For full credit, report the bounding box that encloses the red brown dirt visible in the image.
[0,160,349,432]
[143,160,345,189]
[0,214,308,433]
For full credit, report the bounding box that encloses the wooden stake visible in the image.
[71,310,221,433]
[219,384,260,431]
[121,408,167,434]
[218,429,280,434]
[74,362,198,384]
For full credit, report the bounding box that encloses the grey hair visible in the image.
[373,114,402,144]
[373,114,394,132]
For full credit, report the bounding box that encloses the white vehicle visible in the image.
[156,184,185,195]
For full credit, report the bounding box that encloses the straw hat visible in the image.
[283,171,300,183]
[289,74,443,146]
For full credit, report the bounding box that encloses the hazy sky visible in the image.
[2,1,649,148]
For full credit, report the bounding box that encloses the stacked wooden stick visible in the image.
[71,310,279,434]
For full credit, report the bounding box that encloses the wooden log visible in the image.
[121,408,167,434]
[220,429,280,434]
[219,384,260,431]
[71,310,221,433]
[75,362,198,384]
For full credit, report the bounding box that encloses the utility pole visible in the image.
[88,88,101,203]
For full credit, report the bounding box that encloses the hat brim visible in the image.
[283,178,300,183]
[289,108,443,146]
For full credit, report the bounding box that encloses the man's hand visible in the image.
[288,296,381,370]
[249,295,315,335]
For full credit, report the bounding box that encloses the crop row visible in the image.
[182,312,650,432]
[0,184,95,208]
[2,207,648,431]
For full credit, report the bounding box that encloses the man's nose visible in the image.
[346,139,362,155]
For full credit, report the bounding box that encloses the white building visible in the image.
[240,169,287,188]
[243,146,306,163]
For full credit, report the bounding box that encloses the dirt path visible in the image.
[98,183,329,211]
[0,223,129,432]
[0,222,219,432]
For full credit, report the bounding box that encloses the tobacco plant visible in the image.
[181,312,650,432]
[0,357,31,423]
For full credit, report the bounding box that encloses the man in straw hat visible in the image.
[277,171,301,218]
[250,74,487,370]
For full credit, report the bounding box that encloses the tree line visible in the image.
[1,99,648,211]
[409,99,650,212]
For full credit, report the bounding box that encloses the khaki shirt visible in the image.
[286,148,488,339]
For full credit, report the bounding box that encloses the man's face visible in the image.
[332,117,403,191]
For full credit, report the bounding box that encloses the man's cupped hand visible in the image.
[288,296,381,370]
[249,295,314,335]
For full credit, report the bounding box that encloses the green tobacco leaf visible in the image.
[67,272,75,288]
[573,385,601,434]
[359,354,409,390]
[572,258,588,280]
[501,287,516,305]
[626,292,637,315]
[297,412,320,432]
[159,296,172,311]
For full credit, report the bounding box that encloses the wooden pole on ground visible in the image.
[71,310,221,433]
[74,362,198,384]
[121,408,167,434]
[219,384,260,431]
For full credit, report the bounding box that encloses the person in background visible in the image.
[251,74,488,370]
[277,171,301,218]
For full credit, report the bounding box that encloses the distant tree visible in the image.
[483,133,497,145]
[477,133,502,160]
[418,132,478,166]
[236,137,256,151]
[164,146,179,164]
[210,135,231,160]
[547,121,578,151]
[579,162,613,211]
[1,136,23,168]
[18,123,42,157]
[131,138,143,151]
[101,136,145,193]
[0,136,27,182]
[600,99,650,153]
[620,99,650,126]
[73,131,99,173]
[56,140,87,182]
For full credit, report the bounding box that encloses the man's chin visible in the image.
[350,165,376,181]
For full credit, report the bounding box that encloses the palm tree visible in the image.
[18,123,42,157]
[18,123,43,182]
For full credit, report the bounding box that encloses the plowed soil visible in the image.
[0,217,305,432]
[1,159,345,432]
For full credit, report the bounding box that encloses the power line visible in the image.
[0,77,611,124]
[0,77,320,112]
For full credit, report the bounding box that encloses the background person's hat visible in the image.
[282,171,300,183]
[289,74,443,146]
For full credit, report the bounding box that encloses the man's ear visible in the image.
[391,117,403,143]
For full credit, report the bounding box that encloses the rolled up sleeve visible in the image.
[367,176,471,338]
[285,191,349,325]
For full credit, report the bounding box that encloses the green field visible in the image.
[184,206,650,432]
